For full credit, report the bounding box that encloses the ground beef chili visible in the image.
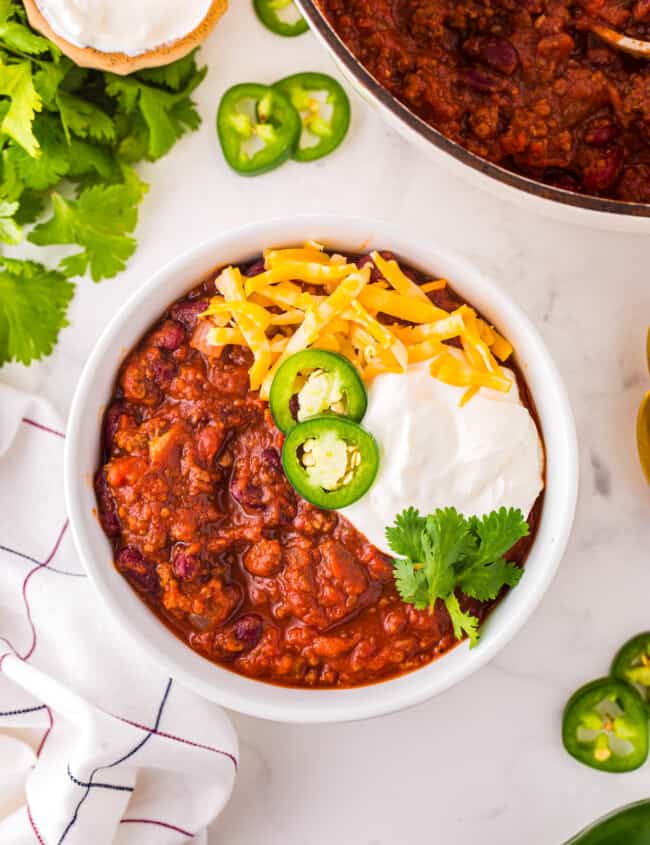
[95,253,543,688]
[318,0,650,202]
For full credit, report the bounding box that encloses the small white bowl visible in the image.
[64,215,578,724]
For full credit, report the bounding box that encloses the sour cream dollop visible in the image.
[36,0,212,55]
[342,363,544,556]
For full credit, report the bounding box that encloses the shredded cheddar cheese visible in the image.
[196,244,514,403]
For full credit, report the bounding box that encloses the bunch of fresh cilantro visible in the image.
[386,506,529,647]
[0,0,207,367]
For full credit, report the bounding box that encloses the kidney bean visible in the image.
[584,119,619,147]
[242,258,265,277]
[459,68,508,93]
[481,38,519,74]
[151,320,186,351]
[581,145,624,193]
[261,447,282,473]
[172,550,202,581]
[116,546,157,592]
[170,298,208,329]
[94,470,120,537]
[221,344,254,368]
[103,400,126,453]
[150,357,177,387]
[233,615,263,649]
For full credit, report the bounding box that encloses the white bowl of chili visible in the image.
[65,215,578,723]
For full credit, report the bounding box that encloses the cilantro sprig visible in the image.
[386,506,529,647]
[0,0,208,367]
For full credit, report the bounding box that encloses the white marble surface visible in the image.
[5,2,650,842]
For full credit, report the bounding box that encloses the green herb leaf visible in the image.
[444,593,480,648]
[385,505,425,561]
[0,256,74,365]
[29,167,148,281]
[0,13,206,371]
[0,60,42,155]
[393,557,429,610]
[6,113,70,189]
[0,198,21,242]
[387,505,529,647]
[56,91,115,144]
[108,62,206,160]
[466,507,529,564]
[457,557,522,602]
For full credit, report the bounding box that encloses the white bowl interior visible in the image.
[65,216,578,723]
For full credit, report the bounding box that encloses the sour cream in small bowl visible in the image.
[64,215,578,723]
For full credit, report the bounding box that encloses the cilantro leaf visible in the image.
[393,557,429,610]
[0,9,207,371]
[14,189,44,224]
[0,0,55,56]
[466,507,529,564]
[6,113,70,189]
[136,51,199,91]
[0,197,20,242]
[29,167,148,281]
[108,63,206,160]
[56,91,115,144]
[0,256,74,365]
[444,593,480,648]
[385,506,425,561]
[67,137,120,185]
[457,557,522,602]
[0,60,42,155]
[386,506,530,647]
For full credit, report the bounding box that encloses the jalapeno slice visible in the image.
[273,73,351,162]
[253,0,308,37]
[217,83,301,176]
[612,633,650,712]
[270,349,367,434]
[282,416,379,509]
[562,678,649,772]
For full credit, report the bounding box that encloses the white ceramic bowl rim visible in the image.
[64,215,579,724]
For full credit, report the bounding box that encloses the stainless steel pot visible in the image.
[297,0,650,230]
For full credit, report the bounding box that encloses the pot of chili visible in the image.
[296,0,650,228]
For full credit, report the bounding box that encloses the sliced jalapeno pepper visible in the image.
[270,349,367,434]
[612,633,650,712]
[562,677,649,773]
[217,83,301,176]
[253,0,308,37]
[282,416,379,509]
[274,73,351,162]
[565,800,650,845]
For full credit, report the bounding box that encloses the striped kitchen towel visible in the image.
[0,384,238,845]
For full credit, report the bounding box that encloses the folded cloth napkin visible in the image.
[0,385,238,844]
